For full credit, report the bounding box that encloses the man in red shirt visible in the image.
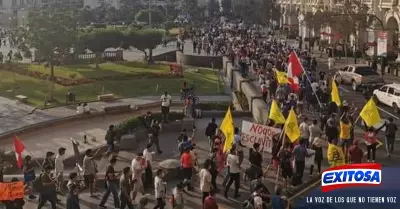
[204,190,218,209]
[348,140,363,163]
[180,148,194,190]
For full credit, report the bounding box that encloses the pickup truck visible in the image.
[334,64,385,91]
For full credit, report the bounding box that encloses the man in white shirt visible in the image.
[160,91,172,123]
[224,147,241,198]
[154,169,166,209]
[233,127,246,166]
[199,160,212,204]
[54,147,66,194]
[328,57,335,71]
[309,119,322,145]
[143,144,155,189]
[131,153,145,202]
[299,117,310,147]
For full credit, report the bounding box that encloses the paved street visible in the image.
[0,95,231,135]
[5,117,288,209]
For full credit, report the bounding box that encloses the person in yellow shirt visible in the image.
[339,114,352,158]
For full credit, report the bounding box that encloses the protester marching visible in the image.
[0,20,398,209]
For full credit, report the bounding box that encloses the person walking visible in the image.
[154,169,166,209]
[310,137,323,175]
[120,167,134,209]
[171,183,184,209]
[143,144,156,189]
[199,159,212,204]
[299,117,310,147]
[224,147,241,198]
[55,147,66,195]
[205,118,218,152]
[348,141,363,164]
[180,148,194,191]
[364,124,385,162]
[131,153,145,202]
[278,143,293,192]
[149,120,162,154]
[37,165,57,209]
[99,158,120,209]
[66,173,81,209]
[309,120,321,146]
[23,155,36,200]
[160,92,172,123]
[83,149,97,197]
[385,117,397,157]
[105,125,116,154]
[292,140,310,183]
[204,190,218,209]
[233,127,246,166]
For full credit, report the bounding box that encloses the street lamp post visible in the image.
[149,0,152,27]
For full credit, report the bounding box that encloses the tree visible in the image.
[123,28,164,63]
[180,0,199,17]
[135,9,165,25]
[105,6,121,23]
[78,28,124,69]
[321,1,372,57]
[220,0,232,14]
[22,8,78,101]
[233,0,276,25]
[207,0,219,17]
[78,6,96,25]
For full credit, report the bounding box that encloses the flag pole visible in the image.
[22,147,60,190]
[293,51,323,108]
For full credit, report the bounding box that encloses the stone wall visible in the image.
[176,52,223,68]
[222,56,268,124]
[152,50,178,62]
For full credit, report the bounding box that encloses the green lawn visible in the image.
[0,63,223,108]
[25,62,171,79]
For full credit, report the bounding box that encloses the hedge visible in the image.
[115,112,184,134]
[195,102,233,111]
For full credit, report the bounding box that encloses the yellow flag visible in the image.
[269,100,286,124]
[274,69,289,84]
[284,108,300,143]
[327,143,345,167]
[331,79,341,106]
[360,98,381,127]
[221,107,234,153]
[377,140,383,149]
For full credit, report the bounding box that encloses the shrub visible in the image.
[115,111,184,134]
[195,102,233,111]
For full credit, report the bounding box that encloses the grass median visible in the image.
[0,62,224,108]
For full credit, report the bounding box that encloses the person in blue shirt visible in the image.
[271,187,290,209]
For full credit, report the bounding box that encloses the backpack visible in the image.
[33,173,43,192]
[386,123,397,137]
[205,123,214,136]
[169,194,176,208]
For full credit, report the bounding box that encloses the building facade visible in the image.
[83,0,120,9]
[277,0,400,52]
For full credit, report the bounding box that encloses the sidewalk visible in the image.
[0,95,231,135]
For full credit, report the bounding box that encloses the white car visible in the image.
[373,83,400,113]
[335,64,384,91]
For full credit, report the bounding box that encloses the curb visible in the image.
[0,101,165,140]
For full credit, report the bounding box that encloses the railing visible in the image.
[380,0,398,6]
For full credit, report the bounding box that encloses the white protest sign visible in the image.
[292,149,316,167]
[240,121,281,153]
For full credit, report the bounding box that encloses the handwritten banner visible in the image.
[0,181,24,200]
[241,121,281,153]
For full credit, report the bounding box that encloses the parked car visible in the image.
[334,64,385,91]
[373,83,400,113]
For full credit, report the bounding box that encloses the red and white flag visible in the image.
[287,51,304,91]
[14,136,25,168]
